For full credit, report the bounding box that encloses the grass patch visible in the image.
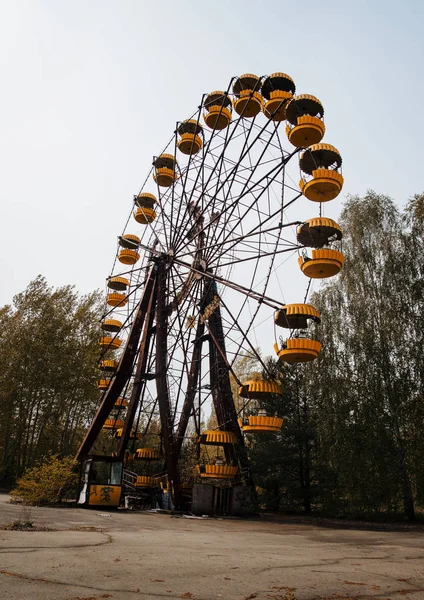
[3,519,34,531]
[0,505,54,531]
[1,520,54,532]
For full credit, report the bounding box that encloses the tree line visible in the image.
[1,191,423,519]
[248,191,424,520]
[0,277,102,487]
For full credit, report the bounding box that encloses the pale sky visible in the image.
[1,0,423,310]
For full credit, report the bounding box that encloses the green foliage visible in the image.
[0,276,103,487]
[247,362,318,513]
[245,191,424,520]
[10,454,78,505]
[179,435,200,483]
[406,192,424,225]
[309,191,424,519]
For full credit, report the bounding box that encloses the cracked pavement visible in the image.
[0,495,423,600]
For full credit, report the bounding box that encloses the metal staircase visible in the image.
[122,468,138,493]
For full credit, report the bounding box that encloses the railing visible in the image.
[123,469,138,492]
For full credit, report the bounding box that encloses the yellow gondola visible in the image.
[118,233,140,249]
[238,412,284,433]
[261,72,296,121]
[107,276,129,291]
[134,448,161,460]
[286,94,325,147]
[299,143,344,202]
[196,463,238,479]
[118,249,140,265]
[275,303,320,329]
[238,379,282,399]
[106,292,128,307]
[101,319,122,332]
[275,338,322,363]
[134,192,157,224]
[203,91,232,130]
[134,207,156,224]
[233,74,263,118]
[99,359,118,372]
[298,249,344,278]
[177,120,203,155]
[115,397,128,407]
[153,154,178,187]
[103,418,125,429]
[199,430,237,446]
[97,378,111,389]
[99,336,122,349]
[297,217,342,248]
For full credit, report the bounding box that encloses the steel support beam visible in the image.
[206,280,255,487]
[155,260,184,509]
[175,317,205,456]
[117,276,157,458]
[75,265,157,460]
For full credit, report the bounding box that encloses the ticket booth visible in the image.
[78,457,123,508]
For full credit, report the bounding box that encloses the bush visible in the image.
[10,454,78,505]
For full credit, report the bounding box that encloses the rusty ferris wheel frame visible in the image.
[76,73,343,510]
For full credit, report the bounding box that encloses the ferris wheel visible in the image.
[76,72,344,511]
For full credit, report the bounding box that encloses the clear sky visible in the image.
[1,0,423,308]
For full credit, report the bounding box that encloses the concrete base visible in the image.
[1,495,424,600]
[191,483,254,515]
[231,485,254,516]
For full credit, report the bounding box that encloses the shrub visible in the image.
[10,454,78,505]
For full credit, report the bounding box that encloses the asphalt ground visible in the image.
[1,494,423,600]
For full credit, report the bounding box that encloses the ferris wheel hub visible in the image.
[191,258,207,278]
